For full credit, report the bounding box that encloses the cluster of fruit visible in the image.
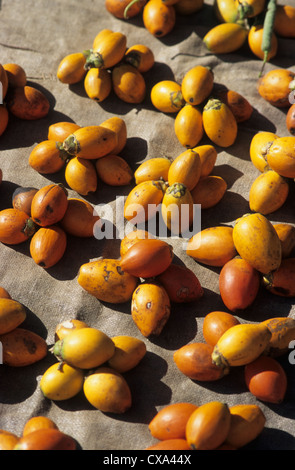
[146,400,266,450]
[0,415,76,450]
[151,64,253,149]
[105,0,204,38]
[206,0,295,68]
[105,0,295,70]
[174,315,290,402]
[0,62,50,137]
[0,182,103,269]
[124,144,227,234]
[77,234,204,336]
[57,28,154,104]
[28,117,133,195]
[40,321,147,414]
[248,130,295,216]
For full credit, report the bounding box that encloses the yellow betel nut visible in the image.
[52,327,115,369]
[83,366,132,413]
[232,212,282,274]
[212,323,271,368]
[40,362,84,401]
[107,335,147,373]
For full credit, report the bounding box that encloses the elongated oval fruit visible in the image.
[262,317,295,357]
[150,80,184,113]
[85,31,127,69]
[30,225,67,269]
[31,183,68,227]
[161,182,194,235]
[84,67,112,102]
[95,154,133,186]
[203,22,248,54]
[0,298,26,334]
[191,175,227,209]
[174,104,204,149]
[0,208,36,244]
[186,226,237,266]
[202,98,237,147]
[224,404,266,448]
[219,257,260,311]
[120,238,173,278]
[211,322,272,368]
[181,65,214,105]
[14,429,76,450]
[214,87,253,123]
[185,401,231,450]
[168,149,202,190]
[249,170,289,215]
[232,213,282,274]
[131,281,171,336]
[134,157,171,185]
[78,258,138,303]
[148,402,198,440]
[249,131,278,172]
[263,257,295,297]
[124,180,167,224]
[40,362,84,401]
[62,125,117,159]
[156,263,203,303]
[52,327,115,369]
[57,52,86,84]
[6,85,50,120]
[29,140,70,174]
[83,366,132,413]
[107,335,147,373]
[112,63,146,104]
[65,157,97,195]
[143,0,176,37]
[244,355,287,404]
[174,342,229,381]
[0,328,47,366]
[257,68,295,108]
